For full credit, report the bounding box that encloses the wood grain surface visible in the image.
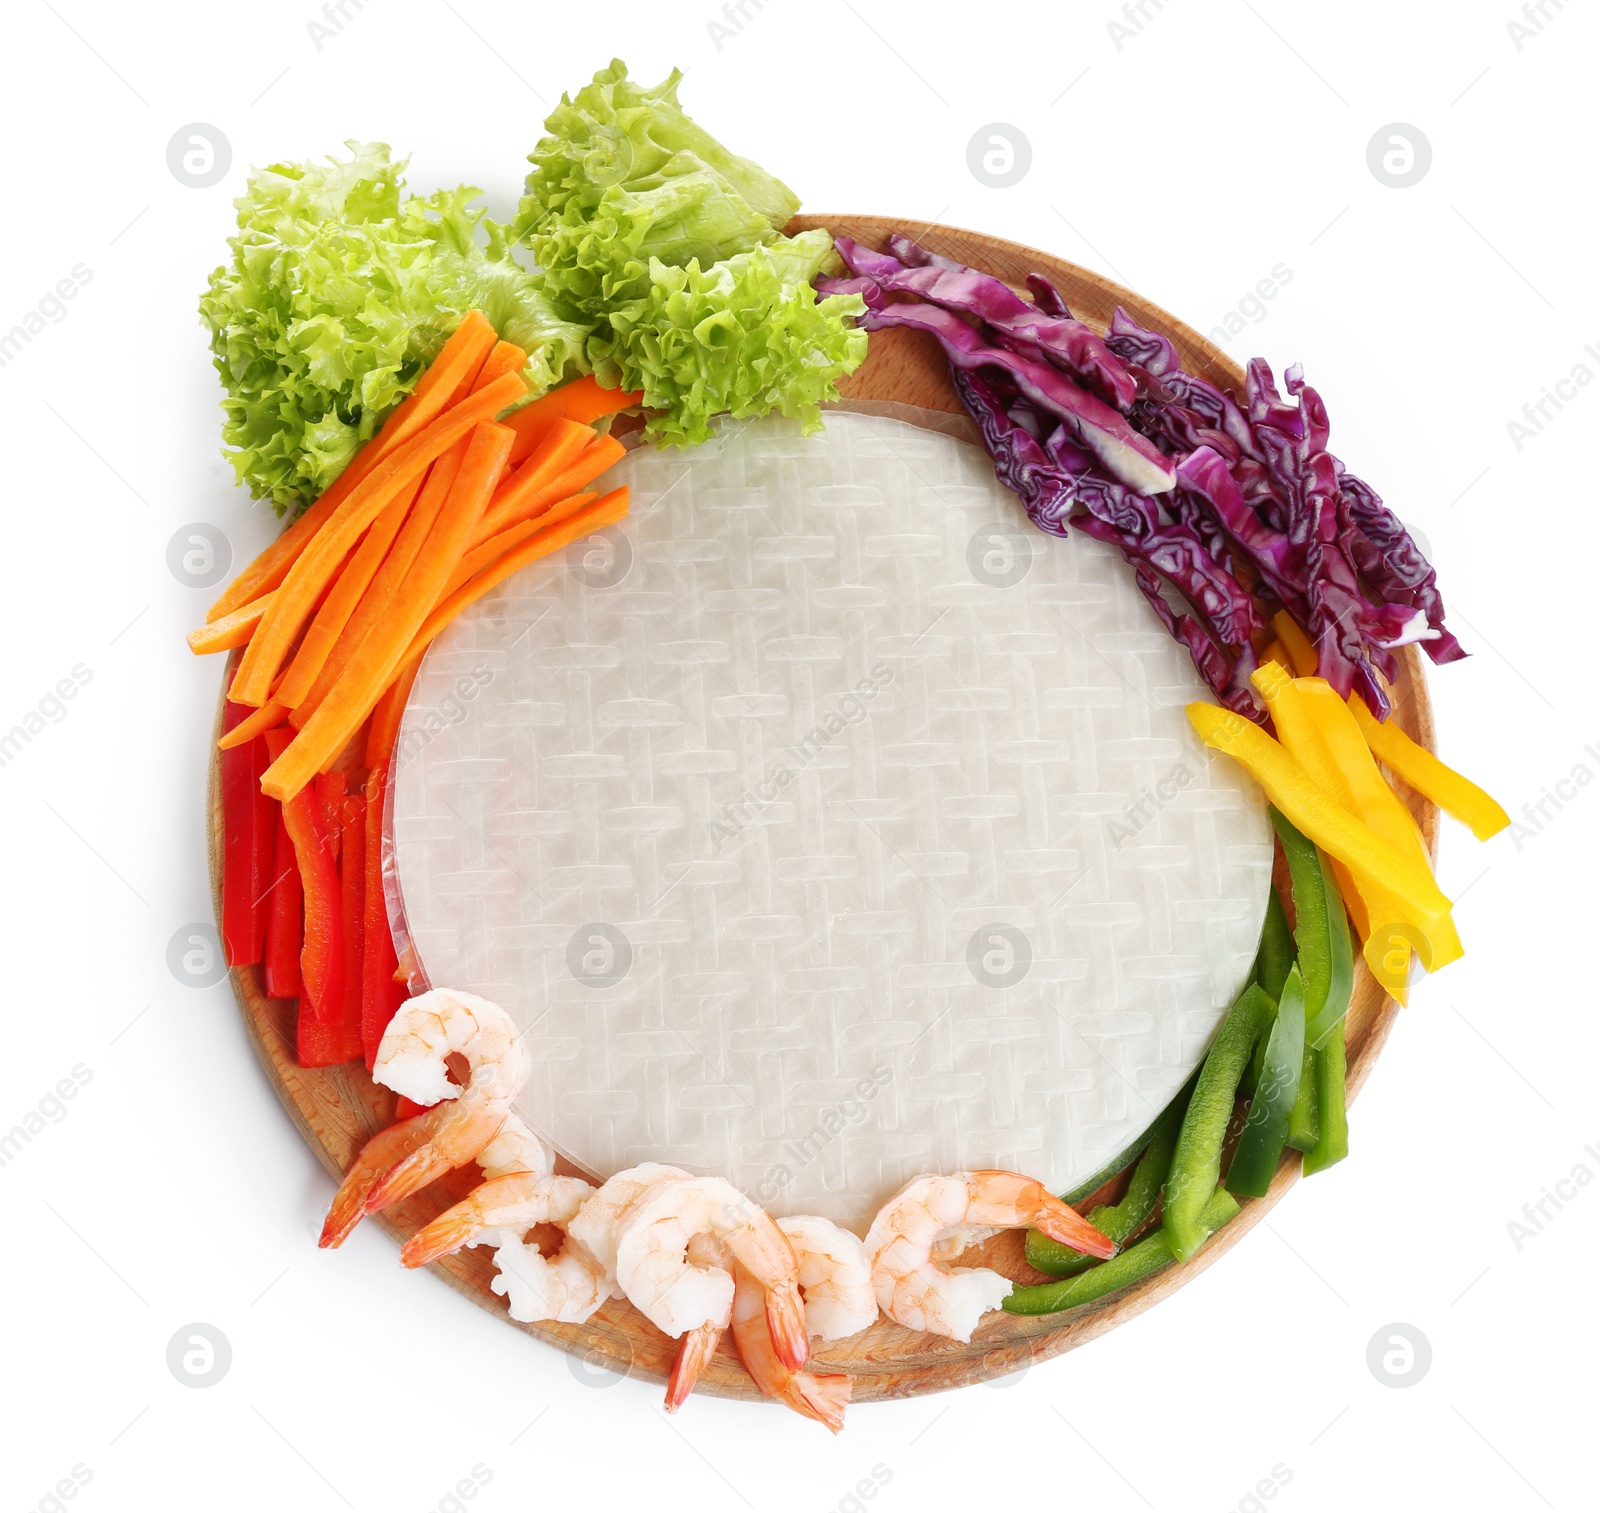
[212,216,1438,1406]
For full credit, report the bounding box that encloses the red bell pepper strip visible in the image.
[395,1096,437,1120]
[338,791,367,1065]
[261,805,303,1000]
[361,765,407,1067]
[266,731,347,1065]
[221,701,270,966]
[316,771,346,867]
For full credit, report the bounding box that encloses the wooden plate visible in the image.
[211,216,1437,1403]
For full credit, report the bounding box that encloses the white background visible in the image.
[2,2,1594,1510]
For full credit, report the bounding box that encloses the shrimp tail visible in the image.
[399,1204,485,1269]
[319,1115,431,1249]
[1032,1195,1117,1260]
[664,1321,724,1413]
[766,1281,810,1372]
[781,1371,851,1434]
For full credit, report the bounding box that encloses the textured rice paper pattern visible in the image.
[391,411,1271,1228]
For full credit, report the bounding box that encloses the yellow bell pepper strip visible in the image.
[1165,983,1275,1262]
[1272,610,1319,676]
[1004,1189,1240,1316]
[1187,702,1455,934]
[1303,1032,1348,1175]
[1252,666,1461,997]
[1347,693,1511,841]
[1261,640,1294,673]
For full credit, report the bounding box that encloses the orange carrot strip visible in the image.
[449,492,597,590]
[287,348,517,727]
[188,592,274,655]
[230,370,527,708]
[365,660,419,772]
[262,423,514,801]
[288,445,467,731]
[217,699,289,750]
[471,433,625,549]
[505,375,641,464]
[474,340,528,392]
[206,312,497,622]
[478,419,595,533]
[272,473,424,709]
[406,487,630,662]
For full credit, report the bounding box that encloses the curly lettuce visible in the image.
[588,229,868,448]
[522,63,864,446]
[200,141,584,515]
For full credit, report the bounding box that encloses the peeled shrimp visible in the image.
[778,1215,879,1341]
[476,1113,554,1181]
[664,1233,734,1413]
[319,990,530,1248]
[400,1172,616,1324]
[565,1162,690,1275]
[865,1170,1115,1341]
[614,1176,809,1371]
[730,1261,851,1434]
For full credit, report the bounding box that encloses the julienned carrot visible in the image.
[405,487,630,664]
[449,492,597,590]
[261,422,515,801]
[473,340,528,393]
[190,592,274,655]
[287,441,468,731]
[230,369,527,708]
[471,433,626,548]
[217,698,289,751]
[361,765,405,1066]
[476,419,594,536]
[287,345,533,726]
[366,654,422,771]
[505,374,641,464]
[206,311,497,623]
[272,472,425,708]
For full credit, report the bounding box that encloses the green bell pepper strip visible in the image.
[1271,808,1355,1051]
[1025,1090,1189,1276]
[1303,1033,1349,1175]
[1227,966,1308,1197]
[1286,1046,1320,1151]
[1165,983,1275,1262]
[1255,887,1295,1001]
[1005,1189,1241,1315]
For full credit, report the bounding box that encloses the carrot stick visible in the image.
[365,662,418,772]
[205,311,497,622]
[261,422,514,801]
[404,487,629,663]
[290,447,468,731]
[272,472,424,709]
[217,698,289,750]
[477,419,594,535]
[473,340,528,392]
[189,592,274,655]
[229,369,526,708]
[504,375,641,464]
[471,433,626,548]
[448,492,597,590]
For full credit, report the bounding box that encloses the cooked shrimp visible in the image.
[318,990,530,1248]
[865,1170,1115,1341]
[614,1176,809,1371]
[730,1261,851,1434]
[664,1234,733,1414]
[400,1173,617,1325]
[565,1161,690,1275]
[476,1114,554,1181]
[778,1215,879,1341]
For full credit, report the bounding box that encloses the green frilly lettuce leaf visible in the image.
[199,141,584,515]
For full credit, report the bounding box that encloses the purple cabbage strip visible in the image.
[848,299,1176,495]
[954,366,1263,717]
[884,230,971,273]
[835,236,1137,410]
[1025,272,1071,319]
